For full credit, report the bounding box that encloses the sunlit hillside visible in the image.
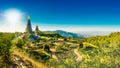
[0,29,120,68]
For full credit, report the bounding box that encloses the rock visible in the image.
[10,54,34,68]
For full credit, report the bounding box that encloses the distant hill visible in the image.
[44,30,85,39]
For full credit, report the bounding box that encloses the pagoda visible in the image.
[35,25,39,31]
[25,15,40,41]
[26,15,33,34]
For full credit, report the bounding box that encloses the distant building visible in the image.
[25,15,40,41]
[26,16,33,34]
[35,25,40,35]
[35,25,39,31]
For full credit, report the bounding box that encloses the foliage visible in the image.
[0,33,14,67]
[12,38,25,48]
[1,31,120,68]
[79,32,120,68]
[43,44,50,52]
[79,41,83,48]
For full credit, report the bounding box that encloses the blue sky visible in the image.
[0,0,120,32]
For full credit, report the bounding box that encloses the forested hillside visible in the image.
[0,32,120,68]
[79,32,120,68]
[45,30,84,38]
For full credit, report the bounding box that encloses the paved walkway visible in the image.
[50,48,58,61]
[74,49,82,62]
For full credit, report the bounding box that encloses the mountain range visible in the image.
[44,30,113,38]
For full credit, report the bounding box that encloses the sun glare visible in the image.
[4,9,22,24]
[0,8,25,32]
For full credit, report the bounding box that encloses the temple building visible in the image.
[25,16,40,41]
[26,16,33,34]
[35,25,41,35]
[35,25,39,31]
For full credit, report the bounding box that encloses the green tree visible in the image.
[43,44,50,52]
[12,38,25,48]
[79,41,83,48]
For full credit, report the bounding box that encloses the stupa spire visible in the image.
[26,15,33,34]
[28,15,30,20]
[35,25,39,31]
